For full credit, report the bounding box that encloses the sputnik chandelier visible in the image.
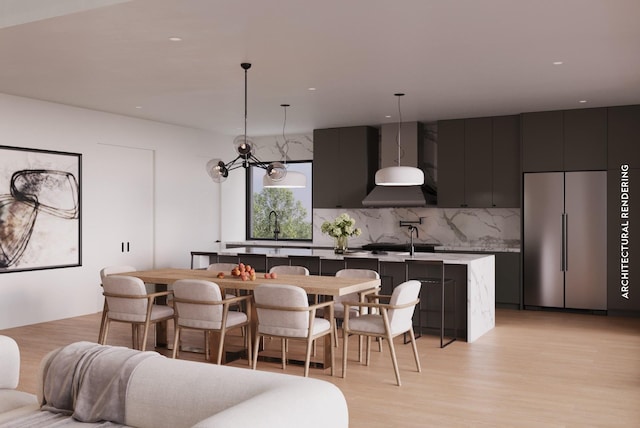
[207,62,292,185]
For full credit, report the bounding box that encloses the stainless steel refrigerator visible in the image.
[523,171,607,310]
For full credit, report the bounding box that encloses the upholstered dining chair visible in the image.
[207,263,241,300]
[342,280,421,386]
[100,275,175,351]
[252,283,335,377]
[267,265,311,350]
[333,269,380,346]
[171,279,252,365]
[268,265,310,276]
[98,265,136,343]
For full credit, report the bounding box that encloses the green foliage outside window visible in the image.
[252,188,312,239]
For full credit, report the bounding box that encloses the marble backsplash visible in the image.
[313,207,520,251]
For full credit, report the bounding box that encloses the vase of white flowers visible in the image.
[321,213,362,254]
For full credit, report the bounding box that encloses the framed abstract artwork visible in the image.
[0,145,81,273]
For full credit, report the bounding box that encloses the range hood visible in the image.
[362,122,437,207]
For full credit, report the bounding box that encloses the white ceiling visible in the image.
[1,0,640,136]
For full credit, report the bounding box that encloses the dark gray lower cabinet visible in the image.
[320,259,345,276]
[266,257,290,271]
[379,262,405,296]
[238,254,267,272]
[494,253,521,308]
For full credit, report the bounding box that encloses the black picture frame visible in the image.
[0,145,81,273]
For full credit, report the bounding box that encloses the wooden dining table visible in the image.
[117,268,381,369]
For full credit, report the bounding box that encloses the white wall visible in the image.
[0,93,230,329]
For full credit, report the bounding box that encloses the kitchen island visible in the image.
[192,244,495,343]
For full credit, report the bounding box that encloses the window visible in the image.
[247,161,312,241]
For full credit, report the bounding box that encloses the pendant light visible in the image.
[374,93,425,186]
[206,62,287,184]
[263,103,307,188]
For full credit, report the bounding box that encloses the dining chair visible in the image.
[98,265,136,343]
[333,268,380,346]
[100,275,175,351]
[171,279,252,365]
[207,263,242,300]
[268,265,310,276]
[252,283,335,377]
[342,280,421,386]
[267,265,311,350]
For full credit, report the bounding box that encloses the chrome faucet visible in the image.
[268,210,280,241]
[407,225,419,256]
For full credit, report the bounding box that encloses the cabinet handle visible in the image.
[127,242,130,252]
[121,242,124,253]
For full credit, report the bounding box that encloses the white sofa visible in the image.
[0,336,349,427]
[0,336,38,417]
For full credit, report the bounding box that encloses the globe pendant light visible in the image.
[263,104,307,188]
[375,93,425,186]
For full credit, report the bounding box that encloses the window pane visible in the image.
[248,162,312,240]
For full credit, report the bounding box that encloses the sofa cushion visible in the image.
[0,390,37,413]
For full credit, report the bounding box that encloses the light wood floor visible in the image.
[2,309,640,427]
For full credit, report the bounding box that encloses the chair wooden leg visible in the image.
[366,336,372,366]
[329,330,335,376]
[281,338,287,370]
[141,320,151,352]
[205,331,210,360]
[408,327,422,373]
[252,334,261,370]
[172,327,181,358]
[304,338,313,378]
[386,334,401,386]
[246,324,252,367]
[101,319,110,345]
[342,330,349,379]
[216,330,226,365]
[333,319,339,347]
[98,301,108,343]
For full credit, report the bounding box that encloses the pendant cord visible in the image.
[281,104,289,166]
[396,93,404,167]
[244,67,248,151]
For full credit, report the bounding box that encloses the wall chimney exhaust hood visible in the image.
[362,121,437,207]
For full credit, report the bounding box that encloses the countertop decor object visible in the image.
[321,213,362,254]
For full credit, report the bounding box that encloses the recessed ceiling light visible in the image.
[135,106,142,109]
[385,115,392,118]
[553,61,563,65]
[168,37,182,42]
[579,100,587,103]
[308,87,316,91]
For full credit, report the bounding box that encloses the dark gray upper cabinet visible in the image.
[438,115,520,208]
[313,126,378,208]
[464,118,493,208]
[521,111,563,172]
[564,108,607,171]
[608,105,640,170]
[437,119,466,207]
[492,115,521,207]
[522,108,607,172]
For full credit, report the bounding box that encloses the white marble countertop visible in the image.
[223,241,520,254]
[199,244,493,265]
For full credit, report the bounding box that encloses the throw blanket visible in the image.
[41,342,160,425]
